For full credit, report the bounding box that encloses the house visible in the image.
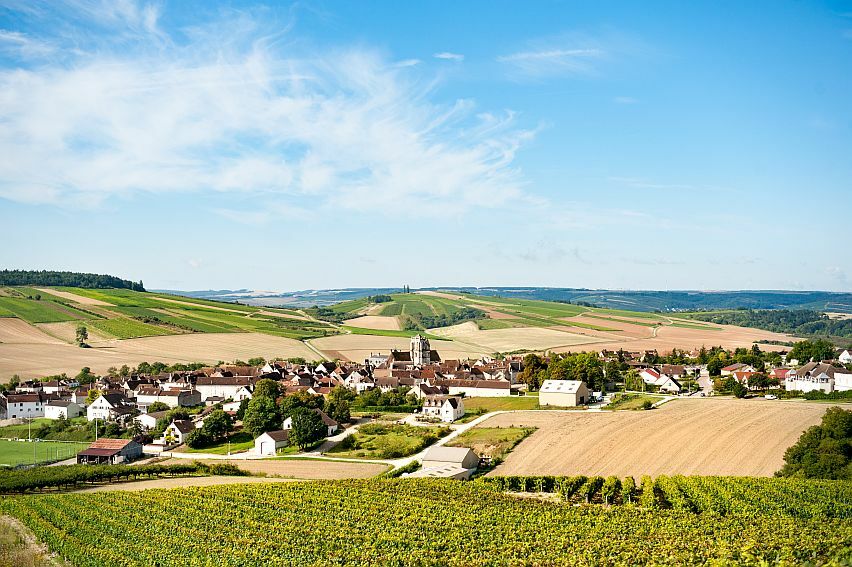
[163,420,196,445]
[255,430,290,456]
[421,395,465,422]
[655,375,682,394]
[40,380,66,394]
[134,387,201,410]
[721,363,755,376]
[194,377,256,401]
[839,349,852,365]
[539,380,589,407]
[134,410,169,431]
[660,365,685,379]
[639,368,682,393]
[770,368,796,383]
[640,368,661,385]
[409,446,479,480]
[0,392,50,419]
[86,393,135,422]
[44,400,82,420]
[76,438,143,465]
[432,379,511,398]
[282,408,339,437]
[786,362,852,393]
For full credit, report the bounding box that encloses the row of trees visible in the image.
[518,352,606,391]
[0,270,144,291]
[400,306,486,331]
[690,309,852,340]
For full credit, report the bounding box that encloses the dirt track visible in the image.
[74,476,297,492]
[486,398,831,477]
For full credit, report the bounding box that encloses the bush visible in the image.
[641,400,654,410]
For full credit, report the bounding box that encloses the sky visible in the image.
[1,0,851,292]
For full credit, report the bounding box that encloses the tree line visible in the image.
[688,309,852,340]
[0,270,144,291]
[401,306,485,331]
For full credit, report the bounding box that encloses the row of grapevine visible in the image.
[479,474,852,518]
[0,477,848,566]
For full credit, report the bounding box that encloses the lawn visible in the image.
[445,426,535,462]
[326,424,450,459]
[0,418,53,439]
[605,393,665,410]
[179,431,255,455]
[0,439,89,466]
[462,395,540,414]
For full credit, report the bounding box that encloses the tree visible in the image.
[85,388,102,404]
[75,324,88,347]
[326,399,351,424]
[289,408,327,449]
[777,407,851,479]
[243,396,282,436]
[236,398,250,420]
[279,391,324,417]
[732,381,748,399]
[247,357,266,366]
[185,429,211,449]
[788,339,837,364]
[707,358,725,376]
[253,378,281,400]
[76,367,97,385]
[147,401,170,414]
[201,410,233,441]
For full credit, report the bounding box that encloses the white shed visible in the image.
[44,400,82,420]
[538,380,589,407]
[255,430,290,456]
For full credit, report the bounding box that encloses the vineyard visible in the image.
[1,477,850,565]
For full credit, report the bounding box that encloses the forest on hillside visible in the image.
[0,270,144,291]
[687,309,852,341]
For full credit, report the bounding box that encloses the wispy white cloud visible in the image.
[433,52,464,61]
[0,2,534,219]
[0,30,56,59]
[498,44,605,78]
[613,96,638,104]
[394,58,421,67]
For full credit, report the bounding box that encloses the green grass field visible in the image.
[0,439,89,466]
[605,393,665,410]
[462,395,540,414]
[446,426,535,461]
[178,431,255,455]
[0,297,89,323]
[327,424,450,459]
[87,317,176,339]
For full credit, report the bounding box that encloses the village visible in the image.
[2,335,851,478]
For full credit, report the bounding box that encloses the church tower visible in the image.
[410,334,431,366]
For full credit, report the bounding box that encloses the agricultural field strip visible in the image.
[0,478,848,566]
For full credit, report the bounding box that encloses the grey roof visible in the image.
[421,446,476,464]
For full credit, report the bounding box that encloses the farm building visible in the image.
[44,400,82,420]
[255,430,290,456]
[409,446,479,479]
[539,380,589,407]
[77,438,143,465]
[421,395,465,422]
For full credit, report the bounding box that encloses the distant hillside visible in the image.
[154,288,404,307]
[0,270,144,291]
[442,288,852,314]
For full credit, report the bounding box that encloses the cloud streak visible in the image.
[434,52,464,61]
[0,2,532,218]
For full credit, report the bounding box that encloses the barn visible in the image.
[538,380,589,407]
[255,430,290,456]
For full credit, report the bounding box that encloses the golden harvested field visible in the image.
[309,333,487,362]
[35,288,111,305]
[555,322,799,355]
[342,315,401,331]
[0,318,63,344]
[210,458,388,479]
[485,398,830,477]
[431,321,603,352]
[37,321,113,343]
[0,332,317,379]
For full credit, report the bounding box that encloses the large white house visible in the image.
[539,380,589,407]
[786,362,852,393]
[44,400,82,420]
[194,377,255,401]
[0,392,50,419]
[133,387,201,410]
[86,393,135,422]
[421,395,464,422]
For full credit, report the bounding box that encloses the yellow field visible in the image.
[0,318,63,344]
[430,321,602,352]
[309,334,488,362]
[0,332,317,379]
[486,398,830,477]
[342,315,401,331]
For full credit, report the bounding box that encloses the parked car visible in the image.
[765,394,778,400]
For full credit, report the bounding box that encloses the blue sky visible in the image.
[1,1,850,292]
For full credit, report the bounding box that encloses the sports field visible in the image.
[0,439,88,467]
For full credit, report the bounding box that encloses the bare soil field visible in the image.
[0,319,63,344]
[35,288,112,306]
[74,476,297,493]
[309,334,487,362]
[37,321,113,344]
[209,458,388,479]
[0,332,316,379]
[431,321,603,352]
[562,315,654,339]
[485,398,829,477]
[342,315,401,331]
